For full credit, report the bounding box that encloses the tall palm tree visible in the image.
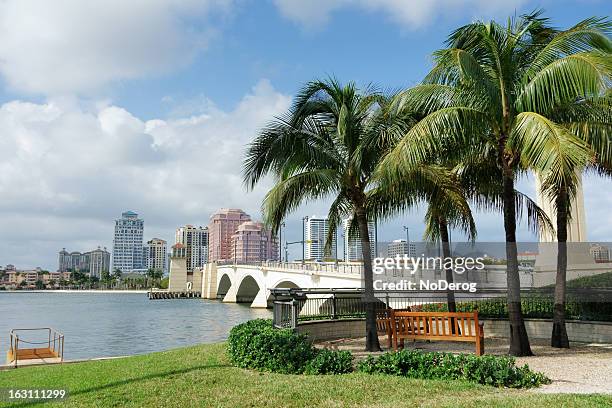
[244,79,470,351]
[369,159,477,315]
[380,12,609,356]
[540,92,612,348]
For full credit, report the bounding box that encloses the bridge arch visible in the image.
[217,273,233,300]
[271,279,300,289]
[235,275,261,304]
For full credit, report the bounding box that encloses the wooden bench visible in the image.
[390,310,485,356]
[376,309,394,348]
[376,307,411,349]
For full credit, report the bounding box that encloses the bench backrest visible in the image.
[390,310,481,341]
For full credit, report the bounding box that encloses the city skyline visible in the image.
[1,0,610,270]
[6,206,612,271]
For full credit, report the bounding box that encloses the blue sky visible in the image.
[111,0,610,118]
[0,0,610,269]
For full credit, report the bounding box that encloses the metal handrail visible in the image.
[8,327,64,368]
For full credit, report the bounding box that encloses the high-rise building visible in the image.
[112,211,144,273]
[145,238,168,274]
[343,218,376,261]
[230,221,278,263]
[88,247,111,278]
[57,247,110,277]
[304,216,336,261]
[208,209,251,262]
[175,225,209,271]
[387,239,416,258]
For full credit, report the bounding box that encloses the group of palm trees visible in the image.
[242,12,611,356]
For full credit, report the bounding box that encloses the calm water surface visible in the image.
[0,292,270,360]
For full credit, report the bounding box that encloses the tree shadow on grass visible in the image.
[11,363,231,407]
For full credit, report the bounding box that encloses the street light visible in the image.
[403,225,410,256]
[302,216,308,265]
[279,222,285,261]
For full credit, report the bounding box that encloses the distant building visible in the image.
[230,221,278,263]
[305,216,336,261]
[88,247,111,278]
[387,239,416,258]
[145,238,168,274]
[208,209,251,262]
[175,226,208,271]
[112,211,144,273]
[58,247,110,278]
[590,243,610,263]
[343,218,375,261]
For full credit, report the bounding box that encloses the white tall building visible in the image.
[112,211,144,273]
[175,225,209,272]
[305,216,336,261]
[343,218,375,261]
[387,239,416,258]
[145,238,168,274]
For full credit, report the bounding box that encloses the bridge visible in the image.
[200,262,363,307]
[168,259,364,307]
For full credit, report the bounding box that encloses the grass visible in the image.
[0,343,611,407]
[565,271,612,288]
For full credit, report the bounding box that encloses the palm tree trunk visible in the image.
[552,187,570,348]
[503,173,533,356]
[355,206,381,352]
[439,218,456,314]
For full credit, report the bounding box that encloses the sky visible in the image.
[0,0,610,270]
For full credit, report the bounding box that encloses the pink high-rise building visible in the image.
[230,221,279,263]
[208,208,251,262]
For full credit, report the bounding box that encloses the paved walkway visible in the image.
[315,336,612,394]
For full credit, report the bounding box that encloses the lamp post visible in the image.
[279,222,285,262]
[302,216,308,265]
[374,216,378,257]
[403,225,410,256]
[334,230,339,265]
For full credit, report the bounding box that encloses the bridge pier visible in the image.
[250,289,269,308]
[222,283,238,303]
[201,263,218,299]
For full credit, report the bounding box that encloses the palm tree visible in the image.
[540,92,612,348]
[371,160,477,315]
[244,79,471,351]
[380,12,609,356]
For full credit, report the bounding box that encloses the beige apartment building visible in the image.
[145,238,168,274]
[175,226,208,272]
[229,221,278,263]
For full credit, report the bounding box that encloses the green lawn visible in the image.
[565,271,612,288]
[0,343,610,407]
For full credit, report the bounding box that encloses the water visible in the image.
[0,292,270,361]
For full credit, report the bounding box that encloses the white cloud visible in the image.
[273,0,529,29]
[0,0,232,95]
[0,79,291,269]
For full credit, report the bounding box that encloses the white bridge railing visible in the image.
[215,260,363,275]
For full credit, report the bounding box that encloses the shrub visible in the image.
[357,349,550,388]
[304,349,353,375]
[227,319,315,374]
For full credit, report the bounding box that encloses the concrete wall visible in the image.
[482,318,612,344]
[296,319,365,342]
[295,318,612,344]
